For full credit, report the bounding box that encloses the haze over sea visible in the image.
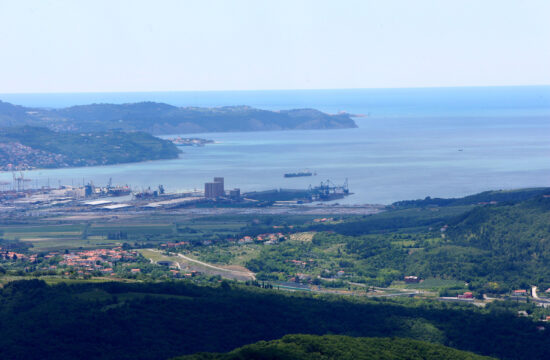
[1,86,549,204]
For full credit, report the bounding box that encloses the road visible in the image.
[176,253,255,279]
[147,249,255,280]
[532,286,539,299]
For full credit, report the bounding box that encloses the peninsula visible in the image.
[0,100,357,170]
[0,100,358,135]
[0,126,180,171]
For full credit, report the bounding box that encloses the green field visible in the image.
[1,221,180,250]
[392,278,468,290]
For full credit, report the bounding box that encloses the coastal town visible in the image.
[0,142,68,171]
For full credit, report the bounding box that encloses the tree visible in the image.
[220,280,231,291]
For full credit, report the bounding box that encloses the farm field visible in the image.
[139,249,255,281]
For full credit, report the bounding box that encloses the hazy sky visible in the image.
[1,0,549,93]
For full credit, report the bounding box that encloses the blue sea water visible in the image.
[0,86,549,204]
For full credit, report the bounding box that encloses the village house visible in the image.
[404,276,420,284]
[458,292,473,299]
[513,289,528,296]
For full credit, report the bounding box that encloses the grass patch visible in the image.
[289,232,316,242]
[393,278,467,290]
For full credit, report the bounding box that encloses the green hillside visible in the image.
[0,100,358,134]
[391,188,550,208]
[421,195,550,291]
[174,334,495,360]
[0,126,180,170]
[237,189,550,291]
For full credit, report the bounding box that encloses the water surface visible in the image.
[1,86,549,204]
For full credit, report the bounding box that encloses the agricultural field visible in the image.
[0,215,247,251]
[0,224,88,250]
[139,249,255,281]
[401,278,467,290]
[289,231,316,242]
[3,188,550,297]
[2,209,457,290]
[188,244,263,267]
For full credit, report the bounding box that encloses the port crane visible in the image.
[309,178,349,200]
[0,181,10,192]
[12,172,32,192]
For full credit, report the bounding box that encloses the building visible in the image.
[205,177,224,198]
[213,177,224,189]
[205,182,223,198]
[404,276,420,284]
[458,292,473,299]
[229,188,240,199]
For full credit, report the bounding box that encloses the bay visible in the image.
[1,86,549,204]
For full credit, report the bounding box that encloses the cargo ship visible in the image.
[107,186,132,197]
[84,180,132,198]
[284,171,315,178]
[133,185,165,199]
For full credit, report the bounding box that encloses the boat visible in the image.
[107,186,132,196]
[284,171,315,178]
[133,185,165,199]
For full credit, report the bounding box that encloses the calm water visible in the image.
[1,86,549,204]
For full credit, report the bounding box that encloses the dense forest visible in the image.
[0,279,549,360]
[0,100,357,134]
[391,188,550,208]
[174,334,495,360]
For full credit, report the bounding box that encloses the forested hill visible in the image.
[431,194,550,290]
[0,126,180,170]
[174,334,495,360]
[391,188,550,208]
[396,193,550,292]
[0,280,547,360]
[0,100,357,135]
[294,188,550,291]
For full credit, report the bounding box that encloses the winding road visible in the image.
[147,249,255,280]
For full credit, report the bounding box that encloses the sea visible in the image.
[1,86,549,205]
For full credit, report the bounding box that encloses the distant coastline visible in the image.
[0,99,358,170]
[0,86,548,203]
[0,100,358,135]
[1,86,548,117]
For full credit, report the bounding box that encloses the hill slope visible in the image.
[392,188,550,208]
[273,188,550,290]
[174,334,495,360]
[417,194,550,291]
[0,126,180,170]
[0,280,548,360]
[0,100,358,134]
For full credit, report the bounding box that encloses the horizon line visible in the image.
[1,84,549,96]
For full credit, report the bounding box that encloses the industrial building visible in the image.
[205,177,224,198]
[213,177,224,188]
[229,188,240,199]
